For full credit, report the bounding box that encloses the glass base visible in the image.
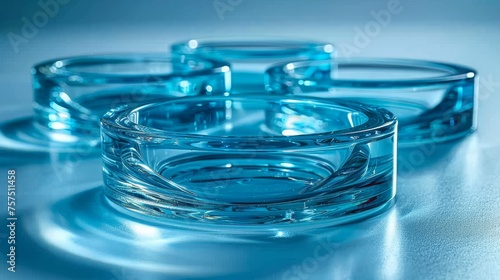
[108,195,396,233]
[105,150,396,231]
[336,97,476,146]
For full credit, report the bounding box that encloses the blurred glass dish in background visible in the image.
[171,37,335,93]
[101,94,397,232]
[0,53,230,153]
[266,58,477,145]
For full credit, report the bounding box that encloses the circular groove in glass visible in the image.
[172,38,335,92]
[266,58,477,144]
[16,53,230,152]
[101,94,397,230]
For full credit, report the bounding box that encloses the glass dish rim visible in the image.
[32,52,231,81]
[266,57,477,88]
[171,37,335,59]
[101,94,397,145]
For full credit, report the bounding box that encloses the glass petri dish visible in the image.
[3,53,230,153]
[101,94,397,231]
[171,37,335,93]
[265,58,477,145]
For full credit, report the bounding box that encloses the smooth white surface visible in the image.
[1,0,499,279]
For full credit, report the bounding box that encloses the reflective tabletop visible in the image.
[0,0,499,279]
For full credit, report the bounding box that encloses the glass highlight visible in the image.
[101,95,397,230]
[266,58,477,144]
[171,38,335,92]
[31,53,230,150]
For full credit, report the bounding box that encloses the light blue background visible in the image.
[0,0,499,279]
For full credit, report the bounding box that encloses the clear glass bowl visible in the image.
[266,58,477,145]
[24,53,230,152]
[101,94,397,231]
[171,38,334,93]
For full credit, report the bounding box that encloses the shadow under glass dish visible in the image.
[171,38,335,93]
[265,58,477,145]
[101,95,397,230]
[0,53,230,153]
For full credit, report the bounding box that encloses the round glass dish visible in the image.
[171,38,335,92]
[101,94,397,231]
[266,58,477,145]
[18,53,231,152]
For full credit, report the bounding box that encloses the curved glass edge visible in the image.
[105,195,397,233]
[31,53,232,141]
[171,38,335,92]
[101,95,397,228]
[100,95,397,146]
[265,58,477,88]
[32,52,230,81]
[171,38,335,61]
[265,58,477,145]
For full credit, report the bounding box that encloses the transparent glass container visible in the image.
[171,38,335,93]
[101,94,398,231]
[266,58,477,145]
[25,53,230,151]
